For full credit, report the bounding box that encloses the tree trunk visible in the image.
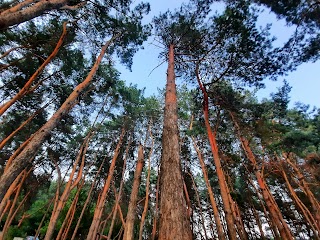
[284,153,320,230]
[158,44,192,240]
[70,154,106,240]
[1,169,30,239]
[86,127,125,240]
[107,138,132,240]
[281,168,320,238]
[0,171,22,220]
[189,172,208,240]
[0,0,79,29]
[250,200,266,240]
[190,133,225,239]
[57,181,83,240]
[0,99,52,150]
[122,144,144,240]
[229,110,294,239]
[247,173,280,240]
[195,64,237,240]
[0,34,118,203]
[0,22,67,116]
[151,170,160,240]
[139,128,153,240]
[44,134,89,240]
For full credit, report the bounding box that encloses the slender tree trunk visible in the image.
[151,170,160,240]
[70,154,106,240]
[281,168,320,238]
[86,127,125,240]
[250,200,266,240]
[190,133,225,239]
[284,153,320,230]
[183,181,192,219]
[0,22,67,116]
[107,137,132,240]
[225,171,248,240]
[0,0,82,29]
[123,144,145,240]
[107,187,122,240]
[34,197,55,239]
[44,135,89,240]
[247,173,280,240]
[0,200,11,224]
[0,171,22,220]
[99,207,117,240]
[195,64,237,240]
[0,100,52,150]
[0,34,118,203]
[158,44,192,240]
[189,172,208,240]
[1,169,30,239]
[57,181,83,240]
[229,111,294,239]
[139,128,153,240]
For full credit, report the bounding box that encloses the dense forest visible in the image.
[0,0,319,239]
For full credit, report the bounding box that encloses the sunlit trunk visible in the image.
[0,34,118,203]
[158,44,192,240]
[195,65,237,240]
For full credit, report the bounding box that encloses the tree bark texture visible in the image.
[158,44,192,240]
[0,35,118,203]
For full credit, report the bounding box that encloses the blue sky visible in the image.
[118,0,319,109]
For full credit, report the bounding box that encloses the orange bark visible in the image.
[0,34,118,203]
[158,44,192,240]
[0,100,52,150]
[281,168,319,238]
[0,171,22,219]
[139,125,153,240]
[0,0,75,29]
[1,169,30,238]
[284,153,320,230]
[189,172,209,240]
[190,116,225,239]
[229,111,293,239]
[183,181,192,219]
[246,172,280,240]
[58,181,83,240]
[107,138,131,240]
[44,134,90,240]
[123,144,145,240]
[195,64,237,240]
[0,22,67,116]
[151,170,160,240]
[71,154,107,240]
[86,128,125,240]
